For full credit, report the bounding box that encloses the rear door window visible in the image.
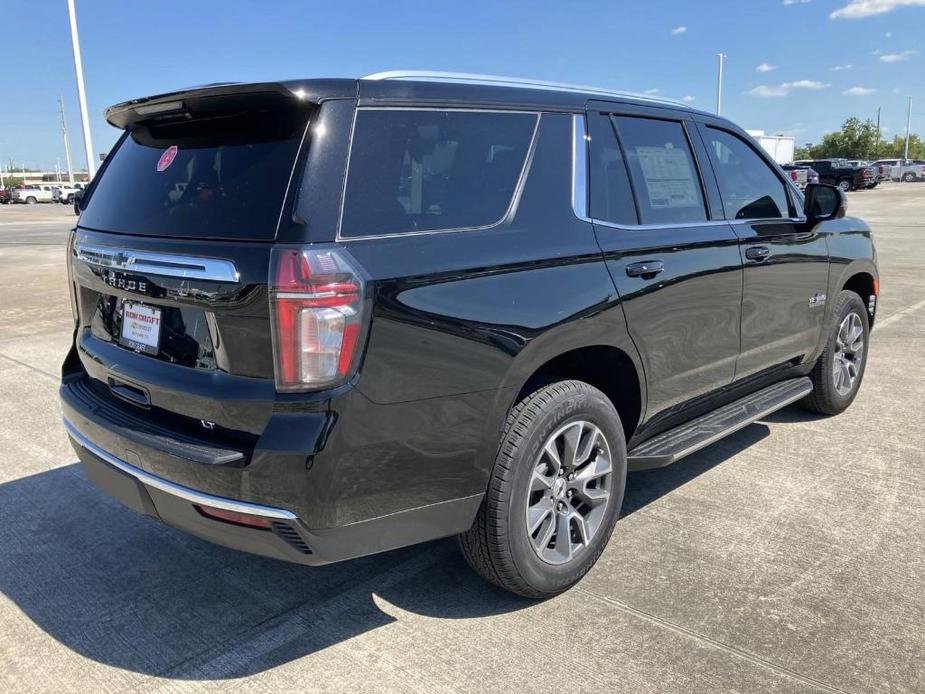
[613,116,707,225]
[587,113,637,225]
[78,109,308,240]
[339,109,537,238]
[704,127,790,220]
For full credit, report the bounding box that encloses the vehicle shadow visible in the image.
[0,419,772,680]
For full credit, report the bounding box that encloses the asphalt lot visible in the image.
[0,188,923,693]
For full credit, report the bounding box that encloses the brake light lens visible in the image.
[269,247,366,391]
[790,170,799,182]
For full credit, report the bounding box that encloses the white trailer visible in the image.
[746,130,795,165]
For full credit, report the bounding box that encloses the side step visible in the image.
[627,377,812,471]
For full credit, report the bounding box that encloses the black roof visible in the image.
[106,73,713,129]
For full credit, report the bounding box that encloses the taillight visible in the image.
[269,247,367,391]
[790,170,799,182]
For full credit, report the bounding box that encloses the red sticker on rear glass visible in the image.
[156,145,178,172]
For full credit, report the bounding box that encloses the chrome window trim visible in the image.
[335,107,541,242]
[64,419,298,520]
[571,114,591,222]
[73,241,240,283]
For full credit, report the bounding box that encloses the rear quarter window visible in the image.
[338,109,537,238]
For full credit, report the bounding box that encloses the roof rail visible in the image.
[361,70,690,108]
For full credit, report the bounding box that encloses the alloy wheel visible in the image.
[833,312,864,396]
[525,420,612,565]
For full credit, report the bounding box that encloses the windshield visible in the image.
[79,109,308,240]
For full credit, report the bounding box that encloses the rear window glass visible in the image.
[79,110,307,240]
[339,110,537,238]
[614,116,706,225]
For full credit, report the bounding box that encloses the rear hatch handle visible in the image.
[108,377,151,409]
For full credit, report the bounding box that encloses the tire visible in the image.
[458,380,627,598]
[800,290,870,415]
[902,173,915,183]
[25,196,37,205]
[838,179,852,193]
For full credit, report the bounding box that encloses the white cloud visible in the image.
[843,86,877,95]
[748,80,830,97]
[785,80,830,89]
[756,63,777,72]
[671,25,687,35]
[880,49,918,61]
[831,63,854,70]
[783,0,813,4]
[749,85,790,97]
[831,0,925,19]
[682,95,696,103]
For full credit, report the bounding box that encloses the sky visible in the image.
[2,0,924,172]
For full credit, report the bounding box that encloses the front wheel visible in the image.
[801,290,870,415]
[838,179,852,193]
[25,196,37,205]
[458,380,626,598]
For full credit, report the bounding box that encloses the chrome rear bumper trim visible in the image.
[63,418,297,520]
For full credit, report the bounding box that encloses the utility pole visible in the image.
[716,53,726,116]
[875,107,881,157]
[59,94,75,185]
[66,0,96,178]
[904,96,912,161]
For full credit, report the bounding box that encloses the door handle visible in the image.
[745,246,771,262]
[625,260,664,278]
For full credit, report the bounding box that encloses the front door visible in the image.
[581,109,743,420]
[695,122,829,380]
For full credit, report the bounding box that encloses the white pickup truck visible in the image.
[52,183,87,204]
[11,184,57,204]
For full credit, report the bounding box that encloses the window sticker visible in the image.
[635,146,699,208]
[156,145,178,172]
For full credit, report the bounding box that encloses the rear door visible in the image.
[695,121,829,380]
[583,107,743,420]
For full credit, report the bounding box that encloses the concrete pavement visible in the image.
[0,188,923,693]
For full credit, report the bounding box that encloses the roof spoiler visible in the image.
[105,82,325,129]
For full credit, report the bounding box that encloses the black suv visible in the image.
[62,73,879,598]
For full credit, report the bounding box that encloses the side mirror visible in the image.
[804,183,846,222]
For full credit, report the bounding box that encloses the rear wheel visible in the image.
[902,172,915,183]
[458,380,626,598]
[838,179,852,193]
[801,290,869,415]
[25,196,37,205]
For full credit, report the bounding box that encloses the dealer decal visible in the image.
[156,145,178,172]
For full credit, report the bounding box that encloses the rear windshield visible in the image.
[339,109,537,238]
[79,109,308,240]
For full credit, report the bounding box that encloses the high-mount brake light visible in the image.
[269,247,366,391]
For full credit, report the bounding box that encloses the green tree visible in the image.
[794,117,923,161]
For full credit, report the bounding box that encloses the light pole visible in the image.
[716,53,726,116]
[66,0,96,179]
[59,95,75,185]
[904,96,912,161]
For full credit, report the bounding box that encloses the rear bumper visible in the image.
[65,418,483,565]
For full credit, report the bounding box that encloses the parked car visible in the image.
[793,159,875,191]
[53,183,87,204]
[11,184,56,204]
[870,158,925,182]
[0,188,10,204]
[780,164,810,191]
[61,74,879,598]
